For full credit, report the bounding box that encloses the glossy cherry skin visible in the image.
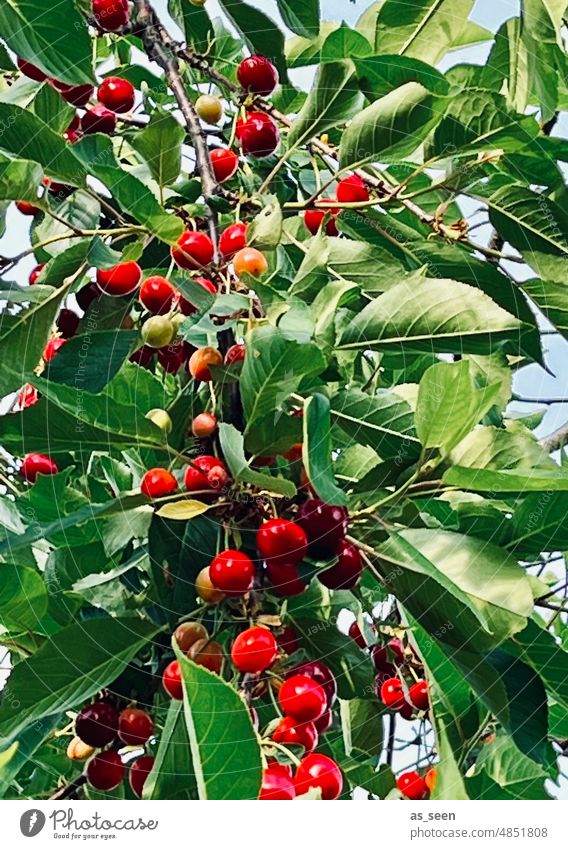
[29,263,45,285]
[98,76,135,113]
[81,104,116,135]
[76,281,101,311]
[55,83,93,107]
[380,677,407,711]
[17,201,41,216]
[75,701,118,747]
[129,755,155,798]
[236,112,279,157]
[17,57,47,82]
[118,708,154,746]
[233,247,268,278]
[219,222,247,259]
[171,231,214,270]
[140,468,178,498]
[318,540,363,590]
[210,148,239,183]
[425,767,437,792]
[191,412,218,438]
[157,342,185,374]
[231,626,278,674]
[188,639,224,675]
[294,753,343,800]
[349,621,367,649]
[20,453,58,483]
[371,638,405,675]
[314,709,333,735]
[279,674,327,722]
[162,660,184,700]
[289,660,337,708]
[277,625,300,656]
[188,346,223,382]
[92,0,130,32]
[336,174,369,203]
[259,765,295,800]
[56,308,80,338]
[209,549,255,596]
[304,209,338,237]
[297,498,348,558]
[96,261,141,297]
[184,455,227,491]
[86,751,125,791]
[397,771,428,800]
[273,716,318,753]
[139,276,176,314]
[17,383,40,409]
[174,621,209,653]
[266,561,306,597]
[224,343,245,365]
[408,680,429,712]
[237,55,279,96]
[43,337,66,362]
[257,518,307,568]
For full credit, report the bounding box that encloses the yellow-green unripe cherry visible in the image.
[195,94,223,124]
[141,315,175,349]
[145,408,173,433]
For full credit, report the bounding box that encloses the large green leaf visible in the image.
[219,0,289,84]
[45,330,138,394]
[467,732,550,800]
[481,184,568,259]
[332,388,420,461]
[355,55,449,100]
[521,276,568,342]
[144,701,197,799]
[508,492,568,552]
[509,620,568,711]
[130,109,185,187]
[288,61,363,148]
[0,714,60,799]
[0,564,48,630]
[218,423,296,497]
[277,0,319,38]
[0,155,43,202]
[168,0,214,54]
[0,618,159,745]
[302,393,347,506]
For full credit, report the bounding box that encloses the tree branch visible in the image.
[540,420,568,453]
[50,773,87,800]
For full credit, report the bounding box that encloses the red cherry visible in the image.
[289,661,337,708]
[397,771,428,800]
[210,148,239,183]
[162,660,183,699]
[266,561,306,597]
[297,498,348,558]
[318,540,362,590]
[231,626,277,673]
[273,716,318,753]
[277,625,300,655]
[17,58,47,82]
[56,308,80,339]
[178,277,217,315]
[29,263,45,285]
[76,282,101,311]
[55,83,93,107]
[259,765,295,800]
[157,342,185,374]
[279,674,327,722]
[209,549,255,596]
[17,384,40,409]
[224,343,246,365]
[380,677,407,711]
[257,518,307,568]
[184,456,227,491]
[408,680,429,712]
[75,701,118,747]
[371,638,404,675]
[237,55,279,96]
[349,621,367,649]
[219,222,247,259]
[86,751,125,791]
[17,201,41,216]
[336,174,369,203]
[314,709,333,735]
[43,337,66,362]
[92,0,130,32]
[140,468,178,499]
[96,262,141,296]
[398,701,414,720]
[304,209,338,237]
[294,753,343,800]
[171,231,214,270]
[129,755,155,798]
[236,112,279,158]
[81,104,116,135]
[139,276,176,314]
[20,453,58,483]
[98,76,135,113]
[118,708,154,746]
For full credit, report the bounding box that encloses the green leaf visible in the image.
[320,24,373,62]
[219,423,296,497]
[355,55,449,100]
[33,190,100,258]
[247,197,282,251]
[31,81,75,134]
[302,394,346,506]
[288,61,363,148]
[168,0,214,54]
[0,0,94,85]
[45,330,138,394]
[277,0,319,38]
[468,732,550,800]
[144,701,197,799]
[332,388,420,461]
[339,698,383,761]
[0,715,60,798]
[339,82,444,167]
[156,500,212,520]
[482,184,568,260]
[0,618,159,746]
[174,642,263,800]
[130,108,185,187]
[0,564,48,630]
[218,0,289,84]
[0,155,43,202]
[508,492,568,552]
[509,620,568,712]
[521,277,568,342]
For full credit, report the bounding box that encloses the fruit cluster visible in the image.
[304,175,371,237]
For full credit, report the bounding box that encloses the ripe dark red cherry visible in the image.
[304,209,338,237]
[380,677,407,711]
[17,201,41,216]
[76,282,101,311]
[297,498,348,558]
[371,638,404,675]
[162,660,184,700]
[266,561,306,597]
[118,708,154,746]
[224,343,246,365]
[336,174,369,203]
[397,771,428,800]
[75,701,118,747]
[314,709,333,735]
[29,263,45,285]
[140,468,178,498]
[279,674,327,722]
[236,112,279,158]
[54,82,93,107]
[129,755,155,798]
[219,222,247,259]
[348,621,367,649]
[237,55,279,96]
[98,76,135,113]
[259,765,295,800]
[184,455,227,491]
[139,276,176,314]
[92,0,130,32]
[86,751,125,791]
[171,231,214,269]
[210,148,239,183]
[289,661,337,708]
[231,626,278,674]
[178,276,217,315]
[273,716,318,753]
[157,342,184,374]
[81,104,117,135]
[17,57,47,82]
[318,540,362,590]
[257,518,307,568]
[408,680,429,712]
[276,625,300,655]
[96,262,141,297]
[56,308,80,339]
[209,549,255,596]
[294,753,343,800]
[20,453,58,483]
[43,337,66,362]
